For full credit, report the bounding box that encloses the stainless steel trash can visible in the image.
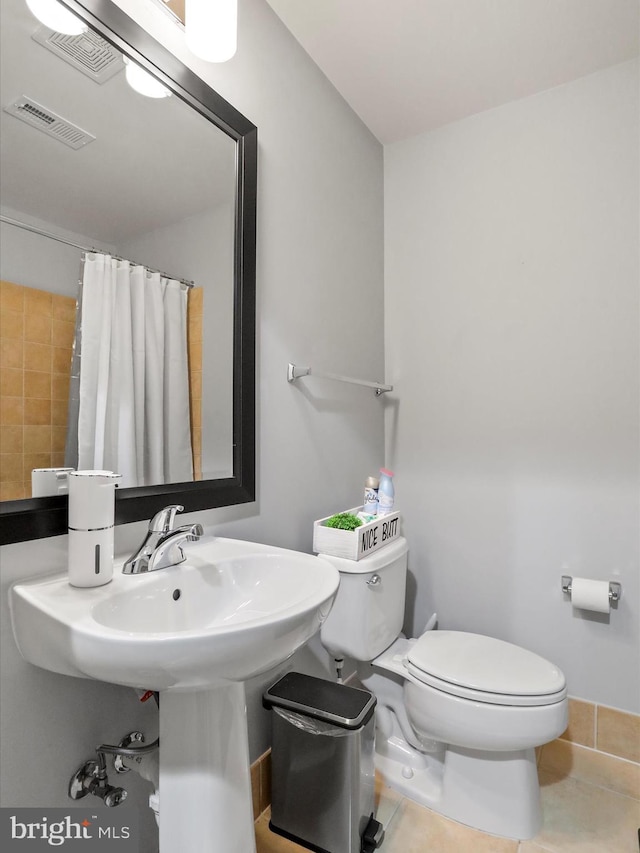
[263,672,384,853]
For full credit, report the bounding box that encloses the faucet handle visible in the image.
[149,505,184,533]
[147,523,204,572]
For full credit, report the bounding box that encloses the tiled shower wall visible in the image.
[0,280,75,500]
[0,279,203,496]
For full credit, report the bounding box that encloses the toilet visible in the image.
[319,537,568,840]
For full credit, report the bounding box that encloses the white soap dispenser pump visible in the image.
[67,470,121,588]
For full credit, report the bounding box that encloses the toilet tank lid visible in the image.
[317,536,408,574]
[407,631,566,697]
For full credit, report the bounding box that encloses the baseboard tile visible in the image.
[251,749,272,820]
[539,737,640,800]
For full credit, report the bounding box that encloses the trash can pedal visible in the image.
[361,815,384,852]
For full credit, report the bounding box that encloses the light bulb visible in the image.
[185,0,237,63]
[123,57,171,99]
[25,0,88,35]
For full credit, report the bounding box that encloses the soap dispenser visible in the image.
[67,470,121,588]
[31,467,74,497]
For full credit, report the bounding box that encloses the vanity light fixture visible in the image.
[123,57,172,99]
[184,0,237,63]
[25,0,87,35]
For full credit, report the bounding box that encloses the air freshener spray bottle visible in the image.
[363,475,379,514]
[67,470,121,588]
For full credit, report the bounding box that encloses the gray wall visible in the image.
[0,1,385,849]
[384,59,639,713]
[0,209,118,295]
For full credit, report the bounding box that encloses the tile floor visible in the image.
[255,767,640,853]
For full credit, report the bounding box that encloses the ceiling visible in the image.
[1,0,235,244]
[265,0,640,144]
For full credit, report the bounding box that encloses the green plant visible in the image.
[325,512,362,531]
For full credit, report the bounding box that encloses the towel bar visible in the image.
[287,363,392,396]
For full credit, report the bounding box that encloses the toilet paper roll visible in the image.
[571,578,610,614]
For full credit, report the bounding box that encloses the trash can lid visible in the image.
[263,672,376,730]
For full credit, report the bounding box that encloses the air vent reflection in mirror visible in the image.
[3,96,96,149]
[32,25,124,84]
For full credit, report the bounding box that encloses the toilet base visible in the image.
[375,738,542,840]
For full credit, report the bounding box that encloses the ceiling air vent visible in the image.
[32,25,124,84]
[3,97,96,150]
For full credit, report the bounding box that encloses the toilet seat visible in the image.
[405,631,567,707]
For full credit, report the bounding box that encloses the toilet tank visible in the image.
[319,537,408,661]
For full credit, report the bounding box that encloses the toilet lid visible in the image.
[406,631,566,706]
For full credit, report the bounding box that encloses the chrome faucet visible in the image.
[122,505,203,574]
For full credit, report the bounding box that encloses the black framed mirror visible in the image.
[0,0,256,544]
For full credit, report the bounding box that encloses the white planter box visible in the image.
[313,506,401,561]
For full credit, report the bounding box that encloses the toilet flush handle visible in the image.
[367,574,381,587]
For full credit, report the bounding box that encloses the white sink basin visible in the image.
[9,535,339,691]
[10,534,340,852]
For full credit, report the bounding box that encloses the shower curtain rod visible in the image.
[0,214,194,287]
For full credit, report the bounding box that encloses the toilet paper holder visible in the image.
[561,575,622,603]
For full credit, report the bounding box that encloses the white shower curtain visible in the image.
[75,252,194,488]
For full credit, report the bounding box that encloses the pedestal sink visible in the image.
[9,536,340,853]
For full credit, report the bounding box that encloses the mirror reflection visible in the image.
[1,0,237,499]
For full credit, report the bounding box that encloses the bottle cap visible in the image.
[365,476,379,488]
[380,468,394,477]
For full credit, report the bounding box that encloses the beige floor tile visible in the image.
[255,764,639,853]
[380,798,518,853]
[534,770,640,852]
[538,738,640,800]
